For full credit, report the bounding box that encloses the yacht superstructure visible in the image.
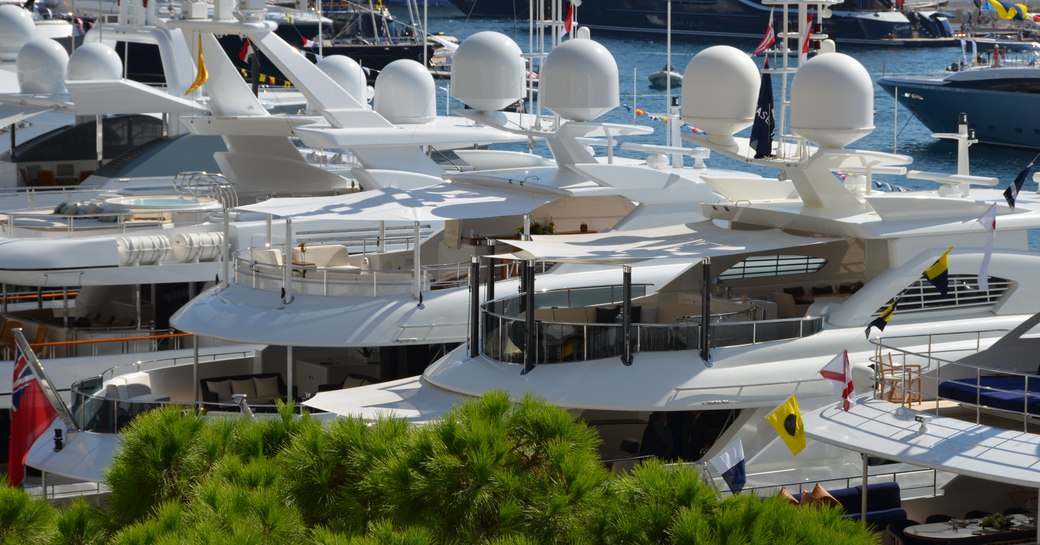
[302,44,1040,489]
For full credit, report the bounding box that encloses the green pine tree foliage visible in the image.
[108,501,183,545]
[104,406,211,525]
[30,393,881,545]
[365,392,608,544]
[593,458,718,545]
[0,481,56,544]
[176,456,308,544]
[277,414,413,533]
[49,498,112,545]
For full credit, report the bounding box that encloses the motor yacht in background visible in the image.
[878,53,1040,149]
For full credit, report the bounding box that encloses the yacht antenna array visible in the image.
[760,0,841,160]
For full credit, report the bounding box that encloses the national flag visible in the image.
[749,58,774,159]
[923,246,953,296]
[753,9,776,55]
[819,350,854,411]
[1004,164,1031,209]
[865,298,898,338]
[563,1,574,37]
[184,34,208,95]
[302,37,318,48]
[766,395,805,456]
[978,204,997,291]
[801,12,814,55]
[709,439,746,494]
[9,344,58,486]
[238,38,254,63]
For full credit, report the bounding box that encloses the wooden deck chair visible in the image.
[879,353,921,405]
[29,324,49,358]
[0,320,23,359]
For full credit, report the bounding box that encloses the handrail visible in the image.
[0,290,79,303]
[480,312,823,364]
[33,331,192,350]
[868,329,1040,429]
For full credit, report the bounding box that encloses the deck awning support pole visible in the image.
[485,254,496,311]
[523,260,535,374]
[700,257,711,364]
[469,256,480,358]
[193,335,199,408]
[287,344,293,402]
[861,452,869,526]
[413,221,421,301]
[283,218,293,305]
[622,265,633,366]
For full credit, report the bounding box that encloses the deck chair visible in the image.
[879,353,922,405]
[0,320,23,359]
[29,324,49,358]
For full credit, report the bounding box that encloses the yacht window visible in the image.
[718,255,828,280]
[871,274,1010,315]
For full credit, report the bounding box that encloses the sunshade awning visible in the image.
[803,396,1040,488]
[302,376,470,424]
[236,179,557,222]
[497,221,838,264]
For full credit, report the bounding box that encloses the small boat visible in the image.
[647,65,682,89]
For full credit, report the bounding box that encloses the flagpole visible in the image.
[665,0,672,149]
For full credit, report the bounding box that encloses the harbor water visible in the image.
[424,7,1040,239]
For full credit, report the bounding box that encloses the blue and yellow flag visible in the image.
[766,395,805,456]
[923,246,953,296]
[865,298,898,338]
[185,34,208,95]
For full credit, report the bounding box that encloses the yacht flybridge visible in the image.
[302,45,1040,488]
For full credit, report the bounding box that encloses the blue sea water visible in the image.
[424,7,1040,220]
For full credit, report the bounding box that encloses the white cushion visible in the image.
[206,380,232,402]
[230,378,256,399]
[253,376,281,400]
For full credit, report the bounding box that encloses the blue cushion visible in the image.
[939,377,1040,414]
[857,482,902,512]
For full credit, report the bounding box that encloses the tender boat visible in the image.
[647,65,681,89]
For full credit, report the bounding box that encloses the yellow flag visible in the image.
[766,395,806,456]
[185,34,209,95]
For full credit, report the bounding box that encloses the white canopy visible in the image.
[803,396,1040,488]
[302,376,471,424]
[498,221,838,264]
[236,179,557,222]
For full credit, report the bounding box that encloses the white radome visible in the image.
[0,4,34,62]
[790,52,874,148]
[17,38,68,94]
[317,55,368,105]
[540,38,619,121]
[681,45,759,148]
[374,59,436,124]
[67,42,123,81]
[451,31,524,112]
